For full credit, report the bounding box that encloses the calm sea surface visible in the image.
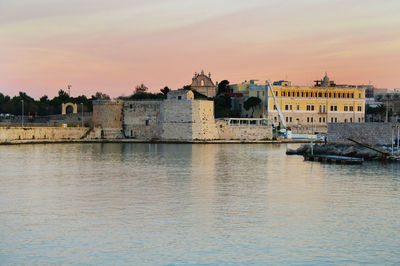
[1,143,400,265]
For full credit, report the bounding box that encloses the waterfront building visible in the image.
[190,70,216,98]
[230,74,366,131]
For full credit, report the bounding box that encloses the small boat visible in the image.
[304,154,363,165]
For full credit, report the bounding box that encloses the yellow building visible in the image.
[230,75,366,130]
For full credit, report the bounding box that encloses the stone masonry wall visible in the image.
[216,120,273,140]
[328,123,393,145]
[191,101,219,140]
[93,101,123,139]
[161,100,193,140]
[0,127,100,142]
[123,101,163,140]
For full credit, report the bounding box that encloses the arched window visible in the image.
[200,80,205,86]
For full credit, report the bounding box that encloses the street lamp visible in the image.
[81,103,84,128]
[21,99,24,127]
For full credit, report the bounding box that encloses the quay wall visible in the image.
[0,127,101,142]
[216,120,273,140]
[328,123,393,145]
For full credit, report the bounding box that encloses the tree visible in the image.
[214,94,232,118]
[217,80,230,95]
[160,86,170,96]
[135,83,148,94]
[92,92,110,100]
[40,95,49,103]
[243,97,262,117]
[57,90,69,101]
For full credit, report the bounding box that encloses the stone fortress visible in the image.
[93,90,273,141]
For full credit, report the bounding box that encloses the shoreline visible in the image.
[0,138,319,145]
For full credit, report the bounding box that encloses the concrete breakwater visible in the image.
[287,144,396,160]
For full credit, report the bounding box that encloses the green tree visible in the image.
[214,94,232,118]
[217,80,230,95]
[244,97,261,117]
[134,83,148,94]
[160,86,170,97]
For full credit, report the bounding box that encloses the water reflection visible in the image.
[0,143,399,265]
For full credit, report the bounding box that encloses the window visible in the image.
[306,92,309,97]
[329,93,332,98]
[358,106,362,112]
[334,93,336,98]
[178,96,182,100]
[359,93,361,98]
[297,92,299,97]
[311,117,314,123]
[330,105,334,111]
[358,118,361,122]
[274,105,277,110]
[344,106,348,111]
[311,105,314,111]
[331,118,334,123]
[301,92,304,97]
[145,120,149,126]
[290,117,292,122]
[307,105,310,111]
[286,117,288,122]
[282,91,286,97]
[351,93,354,98]
[296,104,300,110]
[130,104,133,109]
[285,104,289,110]
[290,104,292,110]
[335,117,337,122]
[350,118,352,123]
[345,119,347,123]
[323,117,326,123]
[325,93,327,97]
[319,117,321,123]
[307,117,310,123]
[350,106,354,111]
[318,92,322,97]
[257,91,260,98]
[334,106,338,111]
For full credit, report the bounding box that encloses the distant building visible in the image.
[268,74,366,127]
[229,74,366,131]
[190,70,216,98]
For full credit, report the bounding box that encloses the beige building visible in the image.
[190,70,216,98]
[230,75,366,131]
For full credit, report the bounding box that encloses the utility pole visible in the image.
[21,99,24,127]
[81,103,84,128]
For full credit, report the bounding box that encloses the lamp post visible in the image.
[21,99,24,127]
[81,103,84,128]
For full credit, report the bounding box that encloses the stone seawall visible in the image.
[0,127,101,142]
[216,120,273,140]
[327,123,393,145]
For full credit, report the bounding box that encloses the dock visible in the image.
[304,154,363,164]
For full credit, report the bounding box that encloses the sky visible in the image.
[1,0,400,98]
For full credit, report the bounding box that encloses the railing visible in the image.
[217,118,272,127]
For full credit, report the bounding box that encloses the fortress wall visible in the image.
[0,127,90,142]
[161,100,193,140]
[123,101,163,139]
[92,101,123,138]
[192,101,219,140]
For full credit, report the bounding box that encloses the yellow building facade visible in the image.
[230,77,366,129]
[268,85,365,127]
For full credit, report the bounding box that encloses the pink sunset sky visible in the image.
[1,0,399,98]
